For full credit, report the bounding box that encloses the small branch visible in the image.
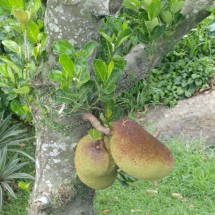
[82,112,111,136]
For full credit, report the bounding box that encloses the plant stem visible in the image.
[82,112,111,135]
[24,29,30,62]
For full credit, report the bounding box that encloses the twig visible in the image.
[82,113,111,136]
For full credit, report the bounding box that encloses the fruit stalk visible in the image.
[82,112,110,135]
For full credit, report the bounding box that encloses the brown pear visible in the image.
[109,118,174,180]
[74,134,117,189]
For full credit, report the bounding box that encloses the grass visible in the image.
[1,136,215,215]
[94,138,215,215]
[1,189,30,215]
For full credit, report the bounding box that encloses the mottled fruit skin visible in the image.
[74,135,117,189]
[109,118,174,180]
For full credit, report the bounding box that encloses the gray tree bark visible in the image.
[28,0,122,214]
[29,0,213,214]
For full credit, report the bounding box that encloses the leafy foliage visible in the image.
[0,0,46,121]
[119,14,215,111]
[50,38,127,122]
[49,0,186,123]
[121,0,184,49]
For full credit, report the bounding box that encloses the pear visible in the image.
[74,134,117,189]
[109,118,174,180]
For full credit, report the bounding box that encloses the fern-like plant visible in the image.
[0,147,34,212]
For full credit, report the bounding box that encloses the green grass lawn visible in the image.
[94,138,215,215]
[1,189,30,215]
[2,137,215,215]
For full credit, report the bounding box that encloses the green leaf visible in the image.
[37,19,44,29]
[123,0,140,9]
[88,129,102,140]
[136,30,150,44]
[0,82,8,87]
[0,64,9,77]
[74,50,86,57]
[149,0,162,18]
[139,9,148,20]
[107,61,114,81]
[7,66,15,84]
[141,0,153,11]
[53,40,75,55]
[165,31,174,36]
[185,90,192,97]
[112,55,126,70]
[27,20,39,43]
[12,9,29,25]
[2,40,21,54]
[74,65,90,88]
[27,0,41,15]
[12,86,30,94]
[10,100,26,117]
[99,36,112,62]
[59,54,74,79]
[51,89,74,104]
[103,77,116,94]
[38,32,47,52]
[33,46,39,59]
[191,74,198,79]
[48,70,63,82]
[170,1,184,14]
[150,25,166,41]
[104,99,114,119]
[77,81,93,100]
[145,17,159,32]
[92,59,107,83]
[8,0,24,9]
[1,183,16,198]
[8,149,35,162]
[176,87,184,95]
[195,79,202,86]
[6,94,17,101]
[81,41,97,58]
[116,28,132,49]
[0,0,12,12]
[18,181,31,191]
[98,29,113,44]
[123,7,139,19]
[160,10,173,24]
[0,57,22,78]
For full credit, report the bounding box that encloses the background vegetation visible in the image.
[118,14,215,111]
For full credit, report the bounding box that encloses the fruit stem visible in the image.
[82,112,111,136]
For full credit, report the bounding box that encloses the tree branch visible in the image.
[121,0,213,88]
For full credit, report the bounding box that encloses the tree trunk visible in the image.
[28,115,95,215]
[28,0,122,214]
[29,0,213,214]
